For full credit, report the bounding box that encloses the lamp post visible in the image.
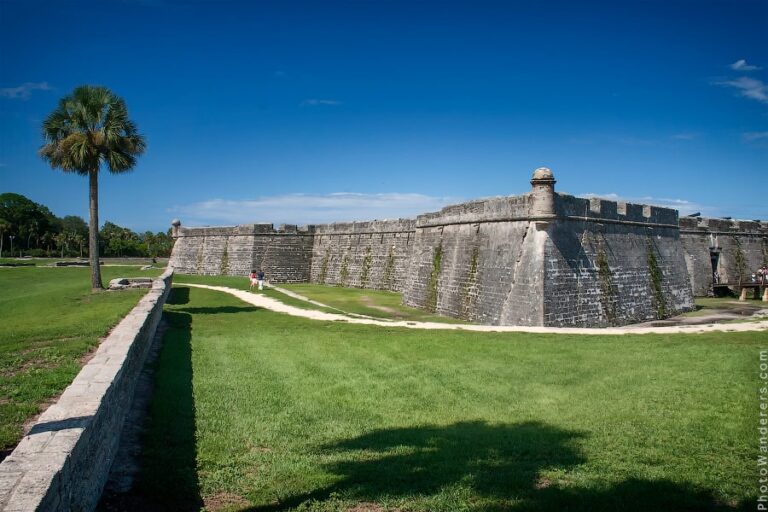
[9,235,15,258]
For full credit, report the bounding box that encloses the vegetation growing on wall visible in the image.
[360,246,372,288]
[382,246,395,289]
[596,245,616,323]
[339,253,350,287]
[318,249,330,284]
[461,246,480,319]
[647,242,666,319]
[426,243,443,313]
[220,244,229,275]
[733,238,747,283]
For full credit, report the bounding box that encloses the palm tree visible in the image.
[40,86,146,290]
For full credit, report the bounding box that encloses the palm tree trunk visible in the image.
[89,169,103,290]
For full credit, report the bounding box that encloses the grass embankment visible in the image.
[174,274,463,323]
[0,265,162,453]
[135,284,761,511]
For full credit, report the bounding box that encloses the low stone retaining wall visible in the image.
[0,268,174,511]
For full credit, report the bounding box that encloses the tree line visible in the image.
[0,192,173,259]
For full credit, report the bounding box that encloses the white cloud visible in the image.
[717,76,768,104]
[169,192,461,227]
[730,59,761,71]
[301,98,342,107]
[0,82,52,100]
[579,193,717,217]
[743,131,768,142]
[670,132,698,141]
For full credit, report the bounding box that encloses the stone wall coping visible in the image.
[0,268,174,511]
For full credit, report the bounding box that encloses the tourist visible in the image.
[257,269,265,291]
[249,269,258,290]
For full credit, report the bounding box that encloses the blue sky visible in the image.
[1,0,766,232]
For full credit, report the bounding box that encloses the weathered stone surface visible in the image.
[167,169,767,327]
[679,216,768,295]
[108,278,153,290]
[0,269,174,512]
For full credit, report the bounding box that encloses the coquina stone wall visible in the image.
[169,224,315,282]
[169,167,766,326]
[541,197,693,327]
[399,188,695,327]
[0,269,173,511]
[679,217,768,296]
[309,220,416,291]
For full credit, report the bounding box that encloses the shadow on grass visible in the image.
[176,305,259,315]
[168,286,190,305]
[245,421,747,512]
[110,310,202,512]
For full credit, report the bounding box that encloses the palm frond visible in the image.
[39,85,145,176]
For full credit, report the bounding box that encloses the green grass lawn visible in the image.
[279,283,465,323]
[173,275,463,322]
[0,265,162,453]
[133,284,762,511]
[680,297,765,318]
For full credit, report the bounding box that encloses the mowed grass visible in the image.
[0,266,162,452]
[135,284,761,511]
[174,275,463,322]
[280,283,466,323]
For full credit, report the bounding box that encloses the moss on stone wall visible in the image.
[318,249,330,284]
[426,243,443,313]
[360,246,372,288]
[339,253,350,287]
[220,244,229,275]
[596,245,616,323]
[382,246,395,289]
[461,246,480,319]
[647,242,666,319]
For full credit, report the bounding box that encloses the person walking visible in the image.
[249,269,258,291]
[257,269,265,291]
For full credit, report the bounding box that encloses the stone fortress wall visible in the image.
[169,169,767,327]
[169,223,315,283]
[679,216,768,296]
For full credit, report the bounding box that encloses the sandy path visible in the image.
[181,284,768,336]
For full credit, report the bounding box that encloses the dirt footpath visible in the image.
[183,284,768,336]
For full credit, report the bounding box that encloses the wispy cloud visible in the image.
[716,76,768,104]
[743,131,768,142]
[579,193,718,217]
[730,59,761,71]
[301,98,342,107]
[169,192,461,226]
[670,132,698,141]
[0,82,52,100]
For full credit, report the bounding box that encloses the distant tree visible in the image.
[0,193,58,253]
[54,232,68,258]
[61,215,88,238]
[40,85,146,290]
[0,218,9,258]
[73,233,86,258]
